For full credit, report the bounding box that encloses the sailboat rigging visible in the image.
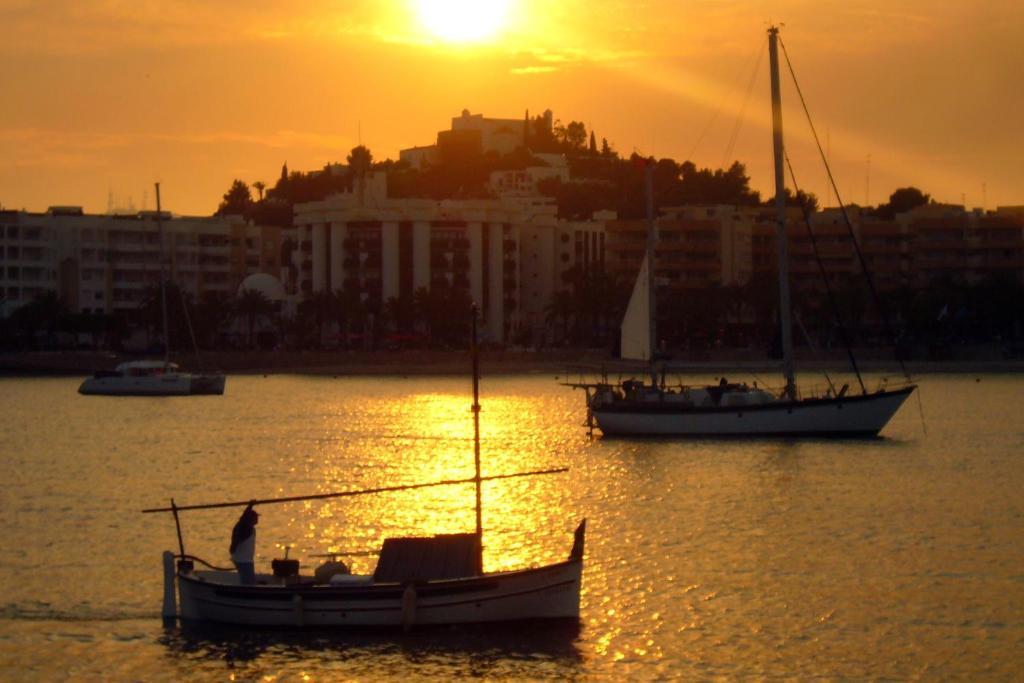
[567,26,916,437]
[78,184,226,396]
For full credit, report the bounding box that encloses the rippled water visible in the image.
[0,372,1022,680]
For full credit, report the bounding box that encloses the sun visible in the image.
[414,0,511,44]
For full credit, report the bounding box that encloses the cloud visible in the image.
[0,127,352,168]
[510,66,559,75]
[0,0,395,54]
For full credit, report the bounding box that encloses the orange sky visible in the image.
[2,0,1022,215]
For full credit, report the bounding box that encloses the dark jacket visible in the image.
[230,505,258,554]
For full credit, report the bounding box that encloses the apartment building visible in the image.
[0,206,286,318]
[746,203,1024,293]
[294,173,560,343]
[603,206,762,292]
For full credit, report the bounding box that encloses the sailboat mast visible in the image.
[644,160,658,387]
[155,183,170,368]
[768,27,796,399]
[470,306,482,543]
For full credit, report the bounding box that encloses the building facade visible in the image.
[0,206,287,318]
[292,174,581,343]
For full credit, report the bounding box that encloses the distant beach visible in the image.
[1,348,1021,378]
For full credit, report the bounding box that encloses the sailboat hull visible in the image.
[592,386,915,437]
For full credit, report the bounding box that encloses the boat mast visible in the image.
[768,27,796,399]
[155,183,171,368]
[470,305,483,567]
[644,160,658,387]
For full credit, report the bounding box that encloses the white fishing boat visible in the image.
[78,183,225,397]
[145,309,585,628]
[569,27,915,437]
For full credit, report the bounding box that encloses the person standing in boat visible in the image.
[230,503,259,584]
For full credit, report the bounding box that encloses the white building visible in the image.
[489,153,570,197]
[0,206,288,318]
[293,173,586,344]
[400,109,554,170]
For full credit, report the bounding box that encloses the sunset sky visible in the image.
[2,0,1021,215]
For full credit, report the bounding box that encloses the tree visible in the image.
[876,187,930,219]
[193,291,232,349]
[545,289,575,343]
[589,131,597,154]
[217,180,252,216]
[234,288,276,348]
[8,291,71,349]
[347,145,373,175]
[763,187,820,212]
[529,115,559,153]
[252,181,266,201]
[554,120,587,150]
[299,290,336,347]
[332,288,365,347]
[138,281,194,352]
[383,293,415,334]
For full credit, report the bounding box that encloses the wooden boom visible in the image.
[141,466,568,514]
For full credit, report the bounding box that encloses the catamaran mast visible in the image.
[155,182,171,368]
[768,27,796,400]
[644,160,658,387]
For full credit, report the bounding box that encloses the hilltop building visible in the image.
[400,109,553,170]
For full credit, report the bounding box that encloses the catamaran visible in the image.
[144,309,585,628]
[79,183,225,396]
[568,27,915,437]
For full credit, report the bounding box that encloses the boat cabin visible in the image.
[114,360,179,377]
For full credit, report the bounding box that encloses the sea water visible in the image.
[0,373,1022,680]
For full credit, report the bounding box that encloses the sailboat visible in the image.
[79,183,226,396]
[572,27,915,437]
[144,308,585,628]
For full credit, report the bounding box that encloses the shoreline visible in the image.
[2,349,1023,378]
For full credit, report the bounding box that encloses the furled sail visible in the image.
[620,254,651,361]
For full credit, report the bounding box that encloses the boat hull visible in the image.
[177,560,582,627]
[189,374,226,395]
[592,386,915,437]
[78,372,225,396]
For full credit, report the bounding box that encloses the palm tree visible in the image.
[10,291,71,349]
[412,286,432,337]
[332,288,367,348]
[193,291,233,349]
[252,181,266,201]
[545,289,575,344]
[297,290,335,347]
[235,288,276,348]
[383,293,415,334]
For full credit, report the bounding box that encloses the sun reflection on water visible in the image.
[5,374,1024,678]
[286,386,579,574]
